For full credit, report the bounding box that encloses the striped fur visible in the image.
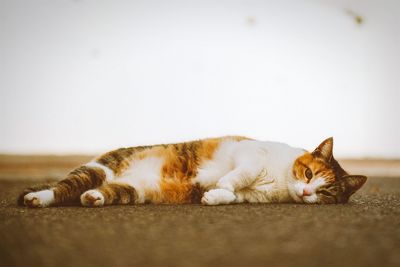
[53,166,107,204]
[97,183,138,205]
[19,136,367,207]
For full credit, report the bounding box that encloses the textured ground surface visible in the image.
[1,176,399,267]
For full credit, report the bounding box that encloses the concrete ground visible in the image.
[0,157,399,267]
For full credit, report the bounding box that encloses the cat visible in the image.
[18,136,367,207]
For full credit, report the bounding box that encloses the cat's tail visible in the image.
[18,165,109,207]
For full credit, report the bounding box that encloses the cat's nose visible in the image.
[303,188,312,197]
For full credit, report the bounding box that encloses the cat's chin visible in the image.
[302,194,318,204]
[287,186,304,203]
[287,182,318,204]
[287,183,319,204]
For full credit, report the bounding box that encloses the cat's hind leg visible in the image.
[21,163,113,208]
[18,183,55,206]
[80,183,137,207]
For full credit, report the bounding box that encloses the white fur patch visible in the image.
[303,194,318,204]
[24,190,54,207]
[293,182,307,198]
[85,161,115,181]
[311,177,328,189]
[117,157,163,203]
[195,140,237,188]
[194,139,305,203]
[201,189,236,205]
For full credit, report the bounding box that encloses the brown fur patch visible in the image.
[97,183,138,205]
[145,181,205,204]
[189,183,206,204]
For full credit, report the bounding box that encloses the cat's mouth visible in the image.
[292,177,328,203]
[292,182,323,204]
[294,189,318,203]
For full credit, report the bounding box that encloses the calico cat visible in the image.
[19,136,367,207]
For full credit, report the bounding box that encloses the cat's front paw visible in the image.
[80,190,105,207]
[201,189,236,205]
[24,190,54,208]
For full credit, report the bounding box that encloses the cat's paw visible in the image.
[201,189,236,205]
[80,190,105,207]
[24,190,54,208]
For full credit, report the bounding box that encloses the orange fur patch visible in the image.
[292,152,336,183]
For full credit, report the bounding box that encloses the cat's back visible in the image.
[118,135,250,180]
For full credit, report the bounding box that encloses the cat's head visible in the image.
[289,137,367,204]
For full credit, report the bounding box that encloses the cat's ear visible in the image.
[340,175,367,197]
[312,137,333,161]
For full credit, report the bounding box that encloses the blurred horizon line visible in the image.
[1,153,399,160]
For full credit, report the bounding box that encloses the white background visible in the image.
[0,0,399,157]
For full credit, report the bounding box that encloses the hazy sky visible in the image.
[0,0,399,157]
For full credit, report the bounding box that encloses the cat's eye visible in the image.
[305,168,313,179]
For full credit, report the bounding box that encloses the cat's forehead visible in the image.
[295,152,329,169]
